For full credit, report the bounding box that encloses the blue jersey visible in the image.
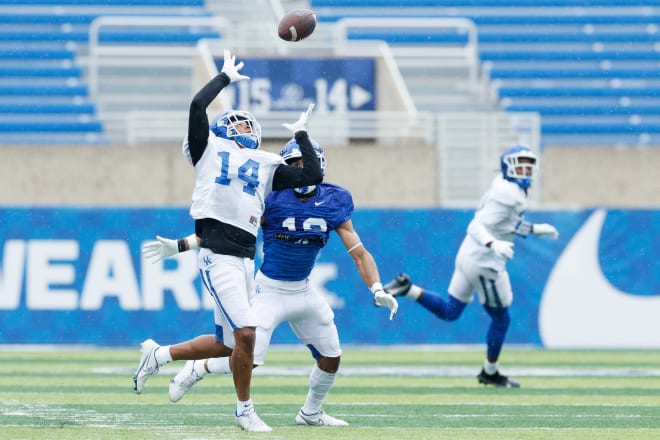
[260,182,354,281]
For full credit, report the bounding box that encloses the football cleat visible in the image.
[477,368,520,388]
[295,409,349,427]
[133,338,160,394]
[169,360,204,402]
[383,273,412,297]
[235,407,272,432]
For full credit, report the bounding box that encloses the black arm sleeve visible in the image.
[187,72,231,166]
[271,131,324,191]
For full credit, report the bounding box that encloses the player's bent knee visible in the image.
[318,356,340,374]
[233,327,256,350]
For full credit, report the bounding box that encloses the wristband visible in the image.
[347,242,363,254]
[370,282,384,294]
[184,234,199,250]
[177,234,199,253]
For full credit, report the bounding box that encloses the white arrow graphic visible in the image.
[539,209,660,348]
[350,84,372,109]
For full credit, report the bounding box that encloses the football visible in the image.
[278,8,317,42]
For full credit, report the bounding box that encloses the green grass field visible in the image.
[1,346,659,439]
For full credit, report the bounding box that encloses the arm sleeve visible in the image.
[271,131,324,190]
[187,72,231,165]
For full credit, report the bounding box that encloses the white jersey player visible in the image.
[132,49,323,433]
[384,145,559,388]
[138,137,398,427]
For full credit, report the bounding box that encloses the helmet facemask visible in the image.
[211,110,262,149]
[500,145,537,189]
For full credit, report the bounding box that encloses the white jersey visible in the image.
[455,176,528,272]
[186,133,285,237]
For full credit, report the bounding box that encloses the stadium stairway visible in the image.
[0,0,217,145]
[312,0,660,147]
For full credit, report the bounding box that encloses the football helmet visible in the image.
[279,137,326,195]
[210,110,261,150]
[500,144,537,189]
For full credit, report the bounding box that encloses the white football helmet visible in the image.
[500,144,537,189]
[211,110,261,149]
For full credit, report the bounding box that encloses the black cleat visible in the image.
[384,273,412,297]
[477,369,520,388]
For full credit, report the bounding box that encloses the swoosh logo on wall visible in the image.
[539,209,660,349]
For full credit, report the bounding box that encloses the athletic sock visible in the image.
[407,284,423,300]
[237,399,253,416]
[154,345,173,366]
[301,363,336,415]
[206,357,231,374]
[484,359,498,375]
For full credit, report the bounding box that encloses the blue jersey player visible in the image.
[139,137,398,427]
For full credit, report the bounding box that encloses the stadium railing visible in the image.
[0,0,213,145]
[311,0,660,147]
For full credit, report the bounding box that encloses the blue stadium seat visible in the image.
[0,0,213,145]
[0,0,204,5]
[0,103,96,114]
[313,0,660,6]
[311,0,660,146]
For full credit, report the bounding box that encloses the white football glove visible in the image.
[221,49,249,83]
[142,235,179,263]
[371,283,398,320]
[282,103,314,134]
[489,240,514,260]
[533,223,559,240]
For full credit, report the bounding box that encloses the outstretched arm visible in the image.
[272,104,323,190]
[142,233,200,263]
[187,49,250,165]
[336,219,398,320]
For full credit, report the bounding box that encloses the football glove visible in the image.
[371,282,398,320]
[142,235,179,263]
[533,223,559,240]
[489,240,514,260]
[283,103,314,134]
[221,49,249,83]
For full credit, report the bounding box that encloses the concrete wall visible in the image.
[541,146,660,208]
[0,143,657,208]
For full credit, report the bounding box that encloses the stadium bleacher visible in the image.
[3,0,659,147]
[312,0,660,147]
[0,0,216,145]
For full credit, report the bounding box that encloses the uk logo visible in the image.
[203,255,212,266]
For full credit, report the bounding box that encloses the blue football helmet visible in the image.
[210,110,261,149]
[500,144,537,189]
[279,137,326,195]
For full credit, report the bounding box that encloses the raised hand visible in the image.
[283,103,314,134]
[221,49,249,83]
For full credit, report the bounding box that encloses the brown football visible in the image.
[278,8,317,42]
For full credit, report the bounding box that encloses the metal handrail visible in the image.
[88,15,231,98]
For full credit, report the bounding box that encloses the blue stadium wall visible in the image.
[0,208,657,348]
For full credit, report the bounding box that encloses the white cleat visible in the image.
[295,408,349,427]
[169,360,204,402]
[133,338,160,394]
[235,407,272,432]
